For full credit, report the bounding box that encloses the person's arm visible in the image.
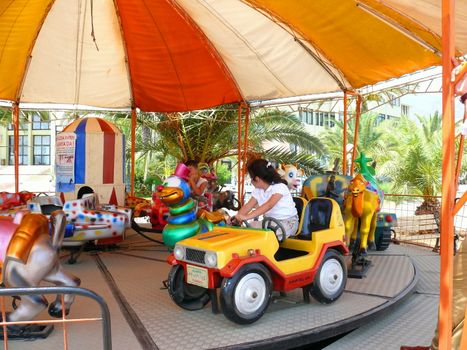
[236,193,282,221]
[452,59,467,101]
[234,197,258,221]
[188,176,207,196]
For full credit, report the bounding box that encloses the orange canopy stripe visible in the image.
[115,0,242,112]
[246,0,441,88]
[0,0,53,100]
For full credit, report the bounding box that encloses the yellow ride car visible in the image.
[166,197,349,324]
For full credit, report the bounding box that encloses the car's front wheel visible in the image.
[310,250,347,304]
[220,263,272,324]
[167,265,210,310]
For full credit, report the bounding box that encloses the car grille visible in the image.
[185,248,206,265]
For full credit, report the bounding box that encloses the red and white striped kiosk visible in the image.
[56,117,126,205]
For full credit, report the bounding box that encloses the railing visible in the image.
[0,286,111,350]
[381,194,467,252]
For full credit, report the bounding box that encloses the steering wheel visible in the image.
[262,217,287,243]
[230,217,251,228]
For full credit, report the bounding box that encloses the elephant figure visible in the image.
[0,210,80,325]
[343,173,381,255]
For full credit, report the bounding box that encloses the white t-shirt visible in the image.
[251,183,298,220]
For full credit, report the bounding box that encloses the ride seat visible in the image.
[297,198,333,240]
[292,196,308,236]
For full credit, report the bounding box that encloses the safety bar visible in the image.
[0,286,111,350]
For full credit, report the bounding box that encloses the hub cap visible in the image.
[319,259,343,295]
[234,273,266,315]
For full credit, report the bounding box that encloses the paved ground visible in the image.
[1,232,435,350]
[324,244,439,350]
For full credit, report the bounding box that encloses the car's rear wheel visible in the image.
[310,250,347,304]
[220,263,272,324]
[376,228,392,251]
[167,265,210,310]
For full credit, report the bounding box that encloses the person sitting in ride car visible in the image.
[234,158,299,238]
[185,160,208,196]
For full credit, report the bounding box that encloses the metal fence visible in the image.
[0,286,111,350]
[382,194,467,252]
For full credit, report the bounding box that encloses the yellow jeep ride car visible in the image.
[166,197,349,324]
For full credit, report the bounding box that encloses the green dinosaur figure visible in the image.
[354,152,377,187]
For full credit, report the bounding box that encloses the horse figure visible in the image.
[158,164,214,249]
[0,210,80,326]
[343,173,381,255]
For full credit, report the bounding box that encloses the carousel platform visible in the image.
[3,230,438,350]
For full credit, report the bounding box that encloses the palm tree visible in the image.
[319,112,395,173]
[381,113,442,214]
[103,107,325,193]
[127,106,325,175]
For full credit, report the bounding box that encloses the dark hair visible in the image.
[185,159,199,168]
[247,159,287,185]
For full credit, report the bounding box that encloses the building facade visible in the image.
[0,112,68,193]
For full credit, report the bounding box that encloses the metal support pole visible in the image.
[242,105,250,202]
[12,102,20,193]
[130,107,136,196]
[342,92,348,175]
[350,95,362,177]
[439,1,455,348]
[237,105,243,204]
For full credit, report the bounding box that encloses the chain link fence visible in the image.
[382,194,466,252]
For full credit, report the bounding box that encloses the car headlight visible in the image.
[173,245,185,261]
[204,251,217,268]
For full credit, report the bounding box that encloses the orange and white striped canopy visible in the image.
[0,0,465,112]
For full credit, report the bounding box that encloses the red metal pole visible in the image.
[237,105,243,204]
[350,94,362,177]
[243,105,250,203]
[12,103,19,193]
[130,107,136,196]
[342,92,348,175]
[439,1,455,349]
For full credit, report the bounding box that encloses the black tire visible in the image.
[167,265,210,311]
[310,250,347,304]
[376,228,392,251]
[220,263,272,324]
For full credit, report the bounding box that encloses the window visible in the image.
[32,114,50,130]
[401,104,410,116]
[319,112,324,126]
[390,98,401,107]
[8,135,28,165]
[298,107,304,123]
[33,135,50,165]
[329,113,336,127]
[7,121,27,130]
[299,108,315,125]
[376,114,386,124]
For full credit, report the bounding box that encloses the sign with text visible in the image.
[56,133,76,192]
